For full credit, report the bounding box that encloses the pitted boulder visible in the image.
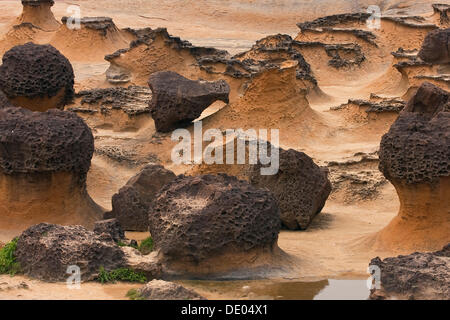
[149,174,280,264]
[379,82,449,184]
[148,71,230,132]
[0,43,74,111]
[15,223,126,282]
[93,219,125,242]
[418,28,450,64]
[369,244,450,300]
[106,164,176,231]
[250,148,332,230]
[0,91,12,108]
[0,107,94,180]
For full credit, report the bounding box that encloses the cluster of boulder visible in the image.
[0,42,101,230]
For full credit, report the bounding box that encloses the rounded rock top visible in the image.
[0,42,74,108]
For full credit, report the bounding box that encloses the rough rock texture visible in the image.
[149,174,280,263]
[379,82,449,184]
[331,98,405,114]
[22,0,55,6]
[297,13,371,30]
[0,43,74,110]
[69,86,152,116]
[232,34,315,82]
[418,28,450,64]
[369,244,450,300]
[15,223,126,282]
[105,164,176,231]
[93,219,125,242]
[60,17,117,36]
[148,71,230,132]
[0,90,12,108]
[0,107,94,182]
[137,280,206,300]
[250,148,332,230]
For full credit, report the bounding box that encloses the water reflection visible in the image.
[180,279,370,300]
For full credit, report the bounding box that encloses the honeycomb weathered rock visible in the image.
[149,174,280,263]
[379,82,449,184]
[0,107,94,183]
[0,43,74,110]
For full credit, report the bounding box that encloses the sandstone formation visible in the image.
[373,82,450,253]
[93,219,125,242]
[250,148,332,230]
[66,86,152,132]
[418,28,450,64]
[369,244,450,300]
[136,280,206,300]
[15,223,126,282]
[0,107,102,231]
[149,174,283,277]
[105,164,176,231]
[0,43,74,111]
[51,17,134,62]
[18,0,60,31]
[104,29,319,103]
[148,71,230,132]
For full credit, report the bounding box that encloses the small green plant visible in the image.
[138,237,154,255]
[117,241,138,249]
[0,238,21,276]
[97,266,147,284]
[126,288,145,300]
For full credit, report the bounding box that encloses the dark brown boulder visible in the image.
[15,223,126,282]
[105,164,176,231]
[418,28,450,64]
[0,42,74,111]
[250,148,332,230]
[149,174,280,266]
[0,91,12,108]
[148,71,230,132]
[93,218,125,242]
[379,82,449,184]
[137,280,206,300]
[0,107,93,179]
[369,244,450,300]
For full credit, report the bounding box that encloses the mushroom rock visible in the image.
[250,148,332,230]
[373,82,450,254]
[148,71,230,132]
[0,107,103,232]
[0,42,74,111]
[136,280,206,300]
[15,223,126,282]
[17,0,60,31]
[149,174,286,278]
[418,28,450,64]
[105,164,176,231]
[369,244,450,300]
[51,17,134,62]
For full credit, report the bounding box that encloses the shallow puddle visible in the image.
[180,279,370,300]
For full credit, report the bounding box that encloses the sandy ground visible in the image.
[0,0,447,300]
